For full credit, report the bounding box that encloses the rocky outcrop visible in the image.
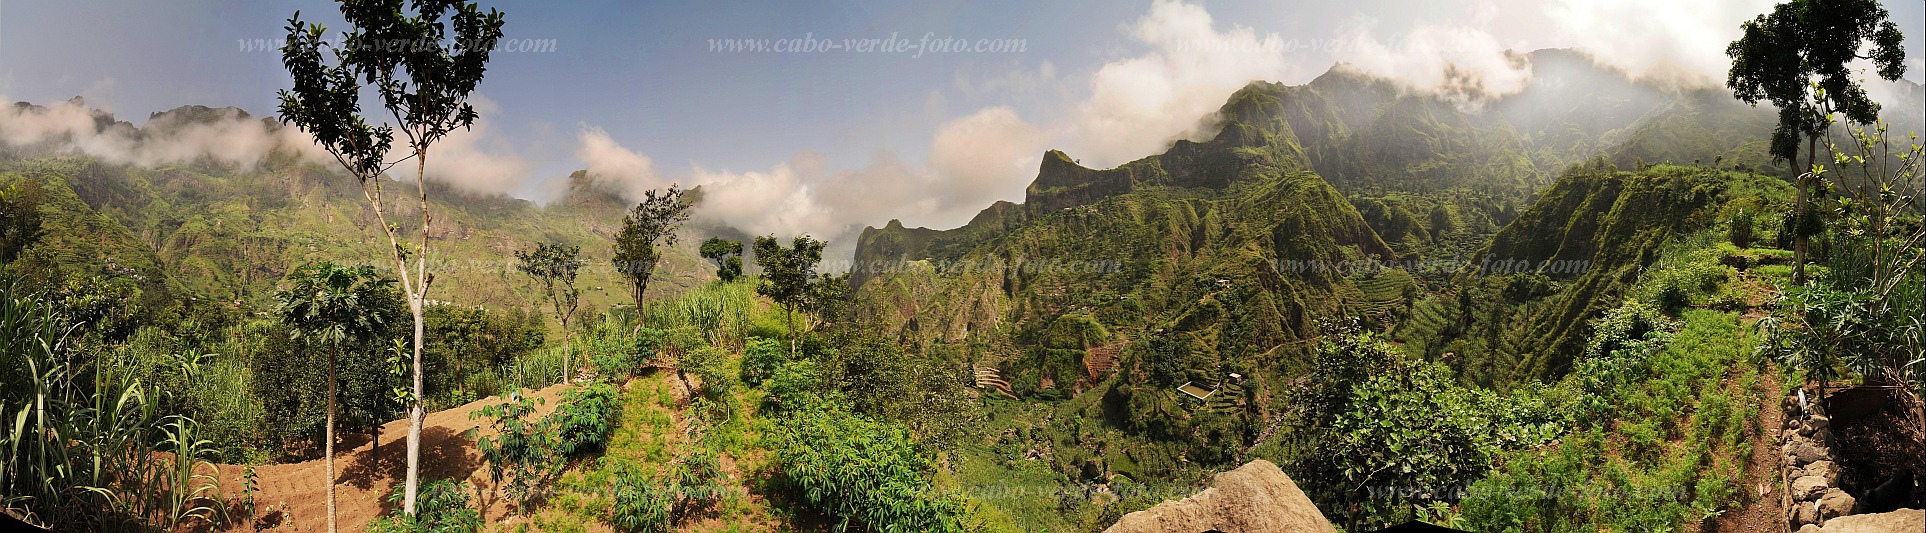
[1104,459,1335,533]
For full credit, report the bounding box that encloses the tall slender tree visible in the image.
[277,0,507,514]
[274,262,394,533]
[613,185,693,322]
[1726,0,1906,284]
[516,242,584,383]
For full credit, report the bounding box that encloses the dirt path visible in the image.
[1711,363,1785,533]
[212,383,574,532]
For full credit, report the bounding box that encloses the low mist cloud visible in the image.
[1335,13,1534,109]
[0,95,325,168]
[0,93,533,197]
[573,105,1044,240]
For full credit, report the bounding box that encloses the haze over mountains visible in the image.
[0,47,1919,320]
[857,48,1919,261]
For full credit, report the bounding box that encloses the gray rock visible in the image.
[1793,475,1831,501]
[1807,509,1924,533]
[1789,441,1828,466]
[1808,415,1829,431]
[1817,489,1857,520]
[1791,501,1820,527]
[1805,460,1840,485]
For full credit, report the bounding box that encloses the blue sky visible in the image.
[2,0,1922,238]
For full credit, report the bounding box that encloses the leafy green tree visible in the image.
[699,237,744,283]
[516,242,584,383]
[804,272,852,331]
[614,186,694,319]
[274,262,396,533]
[276,0,507,514]
[0,178,45,264]
[423,304,545,405]
[752,235,826,356]
[1289,325,1493,530]
[1726,0,1907,284]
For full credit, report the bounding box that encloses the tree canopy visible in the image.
[614,185,694,311]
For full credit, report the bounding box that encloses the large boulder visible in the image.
[1105,460,1335,533]
[1816,489,1858,521]
[1791,475,1831,501]
[1787,440,1828,466]
[1804,508,1923,532]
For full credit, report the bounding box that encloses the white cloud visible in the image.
[1060,0,1299,168]
[575,125,663,198]
[1334,15,1533,108]
[929,106,1044,209]
[570,106,1045,239]
[1544,0,1777,87]
[419,97,531,196]
[0,95,325,169]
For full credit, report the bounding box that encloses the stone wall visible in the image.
[1782,392,1857,529]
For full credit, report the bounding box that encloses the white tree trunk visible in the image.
[326,349,338,533]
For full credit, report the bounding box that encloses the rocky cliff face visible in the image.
[1104,459,1335,533]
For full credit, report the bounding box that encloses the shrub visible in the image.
[471,393,560,514]
[550,383,622,457]
[609,462,671,533]
[762,359,826,412]
[368,477,481,533]
[773,404,966,532]
[666,446,727,522]
[1728,208,1755,248]
[738,337,784,386]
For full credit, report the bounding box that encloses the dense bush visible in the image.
[425,304,545,407]
[773,403,966,532]
[737,336,784,386]
[1727,207,1756,248]
[762,358,826,412]
[550,382,622,457]
[1466,310,1757,532]
[368,477,481,533]
[1284,322,1565,530]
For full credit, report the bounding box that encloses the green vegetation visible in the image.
[472,393,561,514]
[1464,308,1762,532]
[368,478,483,533]
[700,237,745,283]
[773,403,967,532]
[2,2,1920,528]
[274,261,399,532]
